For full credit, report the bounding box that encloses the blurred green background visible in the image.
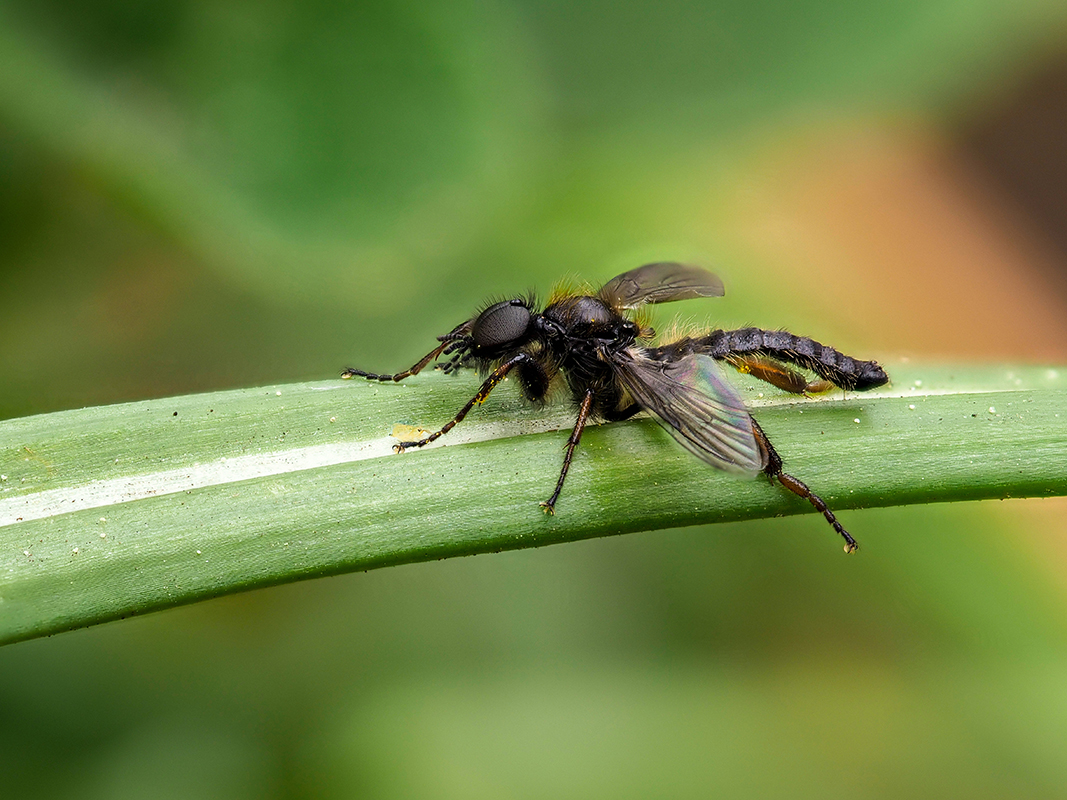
[3,0,1067,797]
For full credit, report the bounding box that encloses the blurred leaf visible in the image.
[1,363,1065,644]
[523,0,1067,124]
[0,0,546,301]
[307,661,1067,799]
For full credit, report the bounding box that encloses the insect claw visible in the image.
[539,501,556,516]
[844,541,859,555]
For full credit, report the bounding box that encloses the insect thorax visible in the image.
[540,295,635,404]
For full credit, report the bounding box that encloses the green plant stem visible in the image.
[1,364,1065,645]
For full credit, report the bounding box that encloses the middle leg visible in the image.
[540,388,595,515]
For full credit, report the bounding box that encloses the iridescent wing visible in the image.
[598,262,725,309]
[613,352,764,475]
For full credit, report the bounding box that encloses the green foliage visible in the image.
[3,364,1063,644]
[4,1,1067,797]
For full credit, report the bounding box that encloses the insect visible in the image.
[343,263,888,552]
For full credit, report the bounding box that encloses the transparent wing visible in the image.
[614,352,764,475]
[598,262,725,309]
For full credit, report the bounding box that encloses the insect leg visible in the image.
[726,354,833,395]
[751,417,859,554]
[341,341,451,382]
[540,388,595,515]
[343,321,471,382]
[393,353,532,452]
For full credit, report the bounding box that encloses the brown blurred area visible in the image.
[727,55,1067,623]
[731,57,1067,361]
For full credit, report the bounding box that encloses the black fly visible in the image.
[343,263,888,553]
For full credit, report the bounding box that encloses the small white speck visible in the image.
[329,417,336,423]
[275,391,282,396]
[99,532,107,538]
[914,379,923,387]
[72,547,79,554]
[988,407,996,414]
[853,418,861,424]
[908,404,915,410]
[196,549,202,555]
[98,517,106,524]
[23,550,30,556]
[0,475,6,481]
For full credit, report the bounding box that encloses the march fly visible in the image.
[343,263,888,553]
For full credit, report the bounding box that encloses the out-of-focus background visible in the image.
[3,1,1067,797]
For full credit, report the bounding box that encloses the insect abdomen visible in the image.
[689,328,887,391]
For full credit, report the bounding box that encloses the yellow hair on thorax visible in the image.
[547,276,596,305]
[630,307,655,341]
[545,278,662,342]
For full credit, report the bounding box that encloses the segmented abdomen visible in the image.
[650,328,888,391]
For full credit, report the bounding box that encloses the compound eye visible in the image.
[471,300,531,348]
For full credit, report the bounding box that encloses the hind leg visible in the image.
[751,417,858,554]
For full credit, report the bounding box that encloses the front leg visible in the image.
[540,388,595,515]
[393,353,531,452]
